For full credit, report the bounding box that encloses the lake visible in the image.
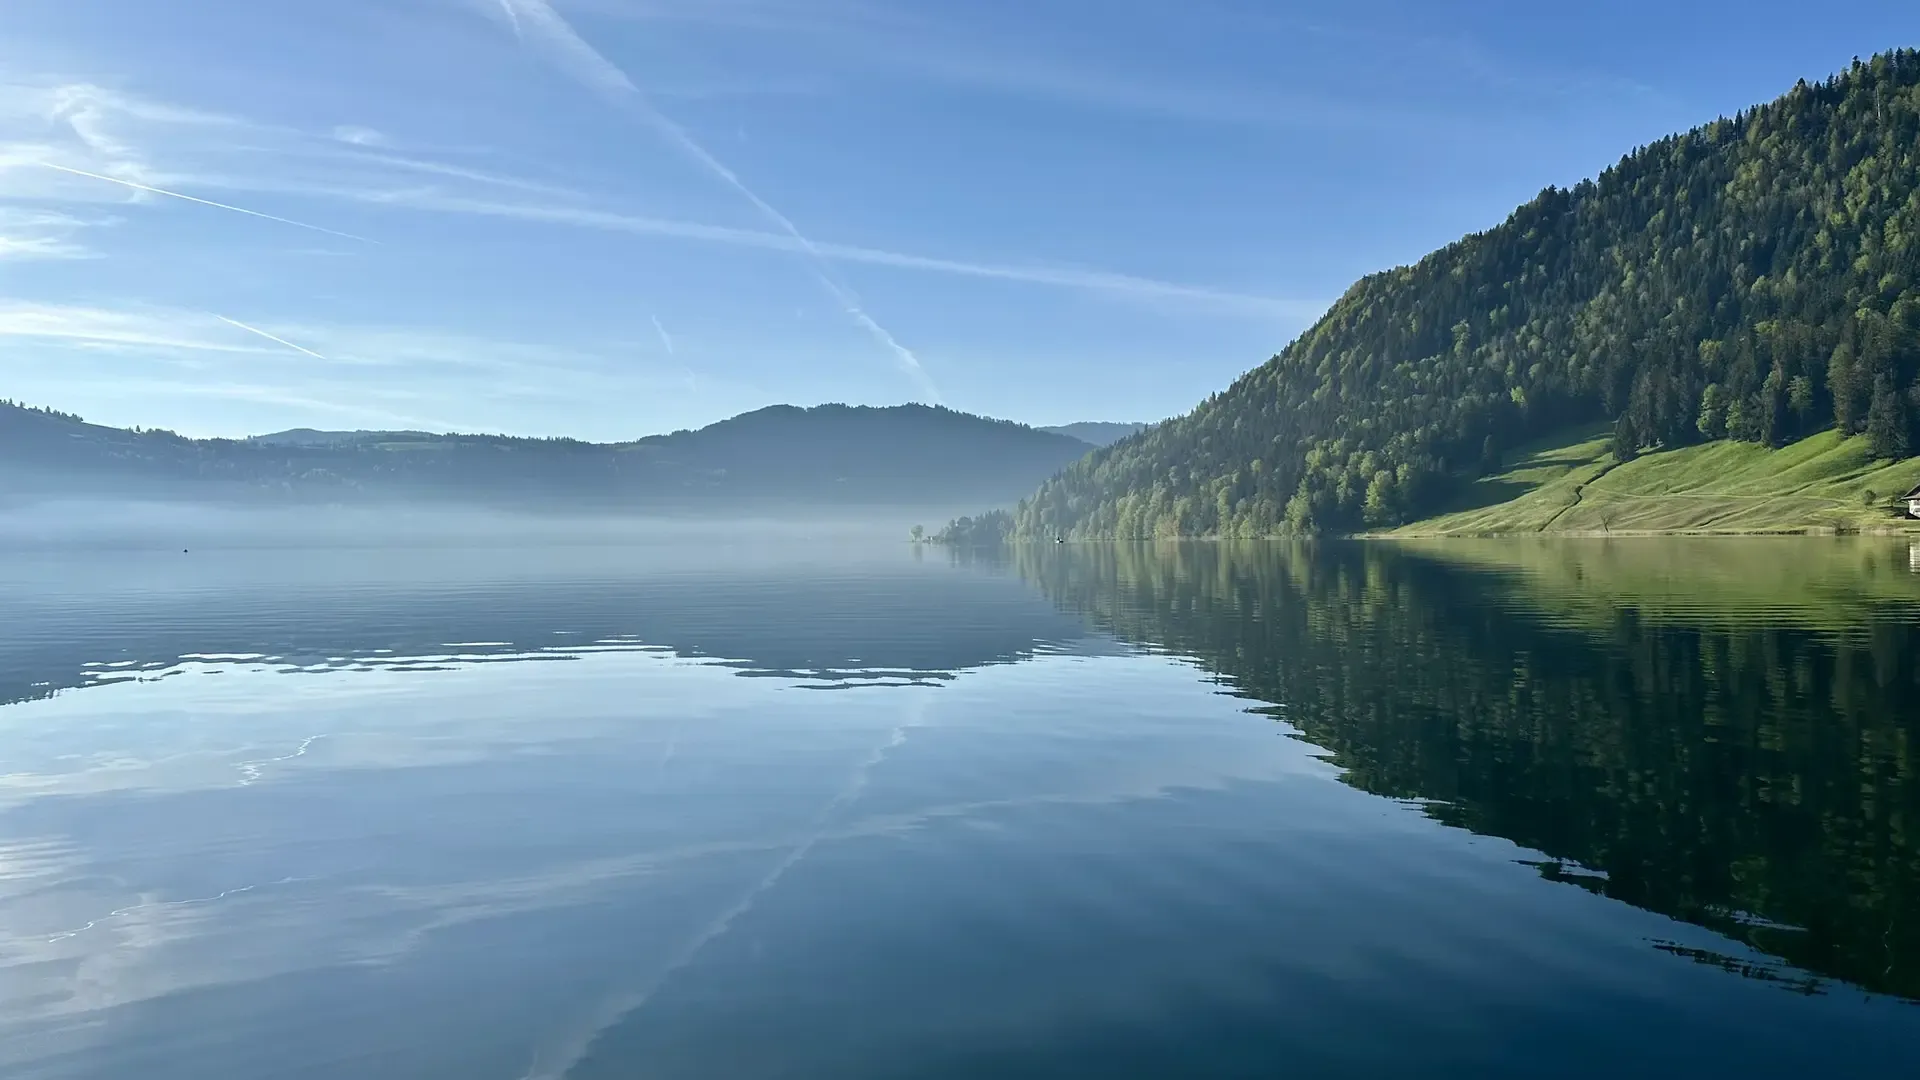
[2,535,1917,1078]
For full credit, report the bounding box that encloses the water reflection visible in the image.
[1010,539,1920,1001]
[2,537,1916,1079]
[0,542,1101,707]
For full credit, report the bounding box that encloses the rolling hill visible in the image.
[1037,422,1150,447]
[0,401,1096,510]
[983,49,1920,541]
[247,428,434,447]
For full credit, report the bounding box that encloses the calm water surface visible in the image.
[1,536,1917,1078]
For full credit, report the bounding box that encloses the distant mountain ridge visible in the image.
[0,401,1096,510]
[248,428,433,446]
[261,420,1133,450]
[1037,422,1149,447]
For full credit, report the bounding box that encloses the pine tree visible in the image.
[1866,375,1911,459]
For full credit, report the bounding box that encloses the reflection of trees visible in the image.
[1013,541,1920,1001]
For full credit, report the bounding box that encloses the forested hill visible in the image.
[999,49,1920,540]
[1037,422,1150,447]
[0,401,1094,509]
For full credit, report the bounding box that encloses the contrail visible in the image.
[407,193,1319,318]
[519,692,935,1080]
[491,0,942,402]
[649,313,674,355]
[37,162,375,243]
[214,314,330,360]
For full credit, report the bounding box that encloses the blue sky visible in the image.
[1,0,1916,440]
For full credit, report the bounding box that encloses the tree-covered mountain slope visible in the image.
[1003,50,1920,540]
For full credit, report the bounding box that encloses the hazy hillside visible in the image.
[1037,422,1147,447]
[991,49,1920,540]
[248,428,432,447]
[0,401,1094,510]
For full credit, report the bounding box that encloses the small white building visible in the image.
[1907,483,1920,520]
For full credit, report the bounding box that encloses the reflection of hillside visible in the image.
[1013,541,1920,1001]
[0,547,1095,707]
[1396,537,1920,636]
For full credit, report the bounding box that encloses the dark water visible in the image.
[2,536,1917,1078]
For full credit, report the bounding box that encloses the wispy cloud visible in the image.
[1190,6,1665,107]
[0,301,282,356]
[491,0,943,403]
[2,75,1308,318]
[564,0,1432,133]
[0,207,99,260]
[497,0,525,39]
[0,301,581,374]
[557,0,877,32]
[650,313,674,354]
[35,161,376,243]
[330,125,386,147]
[341,150,585,200]
[31,83,237,131]
[0,81,401,250]
[108,378,447,429]
[0,300,699,434]
[28,82,242,166]
[213,314,329,360]
[0,78,252,201]
[378,191,1322,318]
[0,302,439,426]
[0,234,87,259]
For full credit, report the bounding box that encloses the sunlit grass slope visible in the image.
[1386,427,1920,537]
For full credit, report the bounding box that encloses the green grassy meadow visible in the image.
[1385,427,1920,537]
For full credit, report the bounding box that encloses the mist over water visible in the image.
[0,498,965,552]
[0,534,1915,1079]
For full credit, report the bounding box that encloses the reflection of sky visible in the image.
[0,542,1107,707]
[4,551,1916,1079]
[0,646,1350,1071]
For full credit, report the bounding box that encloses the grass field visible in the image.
[1384,426,1920,537]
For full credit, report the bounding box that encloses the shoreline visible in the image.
[946,523,1920,545]
[1370,523,1920,540]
